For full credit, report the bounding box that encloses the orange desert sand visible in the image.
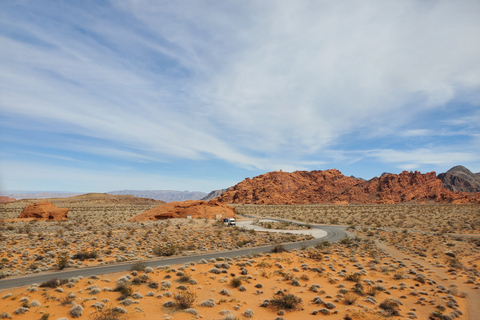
[0,199,479,319]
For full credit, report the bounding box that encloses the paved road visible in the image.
[0,220,347,290]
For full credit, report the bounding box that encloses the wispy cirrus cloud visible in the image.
[1,0,480,191]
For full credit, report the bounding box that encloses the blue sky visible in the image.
[1,0,480,193]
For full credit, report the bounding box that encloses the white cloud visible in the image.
[369,148,479,167]
[1,0,479,180]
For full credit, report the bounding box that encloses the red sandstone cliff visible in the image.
[217,169,480,204]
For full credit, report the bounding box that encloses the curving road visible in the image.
[0,219,348,290]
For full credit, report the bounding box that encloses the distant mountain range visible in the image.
[201,188,230,201]
[107,190,207,202]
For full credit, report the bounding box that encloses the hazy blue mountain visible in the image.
[202,188,230,201]
[107,190,207,202]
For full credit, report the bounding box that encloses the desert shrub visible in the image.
[244,309,254,318]
[40,313,49,320]
[148,281,159,289]
[174,289,197,310]
[60,295,75,306]
[130,260,147,271]
[230,277,242,288]
[353,283,364,295]
[0,313,12,319]
[345,272,362,282]
[69,304,83,318]
[315,240,331,249]
[87,250,99,259]
[199,299,215,307]
[177,272,192,283]
[153,244,178,257]
[90,306,127,320]
[307,249,323,261]
[429,310,454,320]
[271,245,288,253]
[364,285,381,297]
[40,278,68,288]
[57,253,69,270]
[113,283,133,297]
[269,293,302,311]
[379,299,400,316]
[343,292,358,305]
[13,307,29,315]
[72,252,87,261]
[447,258,464,270]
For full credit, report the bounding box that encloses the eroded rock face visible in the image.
[18,201,68,220]
[129,199,236,221]
[217,169,480,204]
[438,165,480,192]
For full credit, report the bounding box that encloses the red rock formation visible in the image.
[18,201,68,220]
[129,199,236,221]
[218,169,480,204]
[0,196,16,204]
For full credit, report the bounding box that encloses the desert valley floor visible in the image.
[0,198,479,320]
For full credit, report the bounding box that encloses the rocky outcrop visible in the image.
[18,201,68,220]
[337,171,472,204]
[438,165,480,192]
[0,196,16,204]
[129,199,236,221]
[218,169,359,204]
[218,169,480,205]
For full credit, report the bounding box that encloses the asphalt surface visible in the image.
[0,219,347,290]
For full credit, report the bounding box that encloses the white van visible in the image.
[228,218,236,227]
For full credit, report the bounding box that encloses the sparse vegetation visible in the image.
[174,289,197,309]
[269,293,302,311]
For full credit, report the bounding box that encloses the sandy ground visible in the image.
[0,235,474,320]
[1,203,478,320]
[237,219,328,238]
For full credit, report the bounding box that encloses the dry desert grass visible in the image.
[1,201,479,319]
[233,204,480,234]
[0,237,470,320]
[0,200,312,279]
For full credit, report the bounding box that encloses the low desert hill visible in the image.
[438,165,480,192]
[2,193,164,207]
[217,169,480,204]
